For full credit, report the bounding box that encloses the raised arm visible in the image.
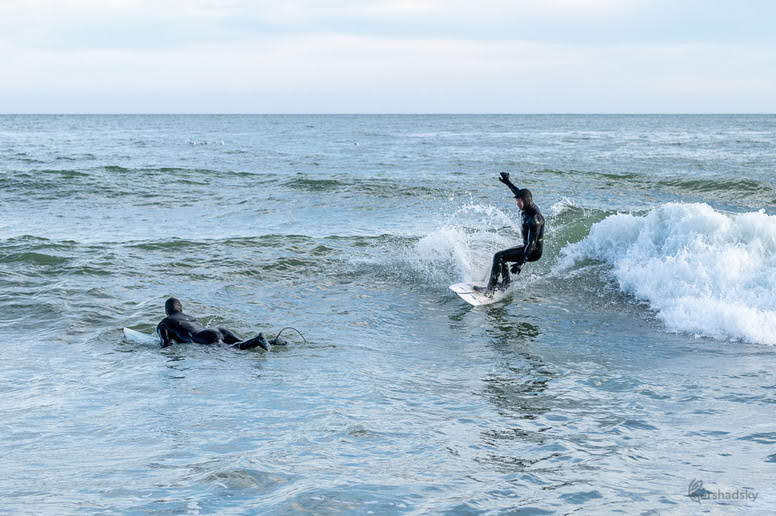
[499,172,522,198]
[157,320,173,347]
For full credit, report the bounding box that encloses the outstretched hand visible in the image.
[499,171,511,185]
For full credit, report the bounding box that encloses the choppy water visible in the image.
[1,115,775,514]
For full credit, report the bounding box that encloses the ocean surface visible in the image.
[1,114,775,514]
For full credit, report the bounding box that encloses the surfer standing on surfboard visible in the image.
[475,172,545,296]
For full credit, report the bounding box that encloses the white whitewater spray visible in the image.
[549,197,584,217]
[557,203,776,345]
[408,203,520,285]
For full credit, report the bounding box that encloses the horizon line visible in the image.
[2,112,775,116]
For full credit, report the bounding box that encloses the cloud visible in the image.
[0,1,774,112]
[2,0,775,52]
[3,34,774,113]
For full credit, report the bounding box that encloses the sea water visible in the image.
[1,115,775,513]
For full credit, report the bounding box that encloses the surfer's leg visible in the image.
[485,251,505,290]
[486,246,525,291]
[191,329,222,345]
[217,327,242,344]
[233,332,271,351]
[499,259,511,289]
[525,250,542,263]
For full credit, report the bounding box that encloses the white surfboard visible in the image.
[449,282,509,306]
[122,327,161,345]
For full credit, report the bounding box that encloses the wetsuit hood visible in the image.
[514,188,533,206]
[165,297,183,316]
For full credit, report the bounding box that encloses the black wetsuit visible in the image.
[156,311,268,350]
[486,181,545,290]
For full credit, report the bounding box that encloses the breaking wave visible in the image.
[556,203,776,345]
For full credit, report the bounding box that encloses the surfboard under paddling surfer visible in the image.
[474,172,545,297]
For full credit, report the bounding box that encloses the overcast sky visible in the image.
[1,0,775,113]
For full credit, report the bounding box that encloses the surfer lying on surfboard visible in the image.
[157,297,284,350]
[474,172,545,297]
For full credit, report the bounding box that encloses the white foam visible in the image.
[557,203,776,345]
[550,198,583,217]
[407,203,519,284]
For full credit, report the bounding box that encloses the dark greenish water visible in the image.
[1,115,775,514]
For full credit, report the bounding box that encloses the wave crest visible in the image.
[557,203,776,344]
